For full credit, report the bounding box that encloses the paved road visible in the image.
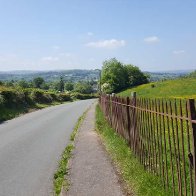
[0,99,95,196]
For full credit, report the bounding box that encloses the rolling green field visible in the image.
[118,78,196,99]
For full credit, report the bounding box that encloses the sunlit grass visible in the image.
[95,104,171,195]
[118,78,196,99]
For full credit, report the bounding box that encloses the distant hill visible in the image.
[0,69,193,82]
[186,70,196,78]
[118,77,196,99]
[145,70,193,81]
[0,69,100,82]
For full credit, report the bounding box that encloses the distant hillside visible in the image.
[0,69,100,82]
[186,70,196,78]
[0,69,192,82]
[118,78,196,99]
[146,70,192,81]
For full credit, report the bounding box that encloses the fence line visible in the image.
[99,94,196,196]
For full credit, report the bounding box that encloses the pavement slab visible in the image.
[65,103,125,196]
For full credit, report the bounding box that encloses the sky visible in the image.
[0,0,196,71]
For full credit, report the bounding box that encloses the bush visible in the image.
[0,94,5,106]
[31,90,53,103]
[22,90,34,105]
[71,92,97,100]
[0,89,28,107]
[74,82,93,94]
[48,93,59,101]
[57,93,72,102]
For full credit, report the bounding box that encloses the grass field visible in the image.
[118,78,196,99]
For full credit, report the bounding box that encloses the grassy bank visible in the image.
[118,78,196,99]
[53,110,88,196]
[95,104,171,195]
[0,101,65,122]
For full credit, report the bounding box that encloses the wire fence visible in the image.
[99,94,196,196]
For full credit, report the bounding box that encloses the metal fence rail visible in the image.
[99,94,196,196]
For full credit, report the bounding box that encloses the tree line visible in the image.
[0,77,97,94]
[0,58,152,95]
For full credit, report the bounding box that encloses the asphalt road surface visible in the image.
[0,99,95,196]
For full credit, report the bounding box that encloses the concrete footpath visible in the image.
[64,103,125,196]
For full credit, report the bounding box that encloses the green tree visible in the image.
[65,82,74,91]
[33,77,45,89]
[54,76,65,92]
[5,80,15,87]
[18,80,29,88]
[59,76,65,92]
[74,82,93,94]
[40,83,49,90]
[101,58,127,93]
[124,64,149,87]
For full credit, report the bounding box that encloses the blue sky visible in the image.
[0,0,196,71]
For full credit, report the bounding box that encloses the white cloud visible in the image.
[144,36,160,44]
[173,50,185,54]
[87,32,93,36]
[86,39,126,49]
[41,56,59,61]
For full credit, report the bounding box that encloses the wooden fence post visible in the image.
[126,97,131,144]
[132,91,136,98]
[110,93,115,127]
[131,92,137,154]
[189,99,196,196]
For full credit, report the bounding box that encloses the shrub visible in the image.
[71,92,97,100]
[0,89,27,107]
[22,90,34,105]
[48,93,59,101]
[57,93,72,102]
[0,93,5,106]
[31,90,53,103]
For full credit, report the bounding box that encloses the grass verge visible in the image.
[95,104,172,196]
[53,109,88,196]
